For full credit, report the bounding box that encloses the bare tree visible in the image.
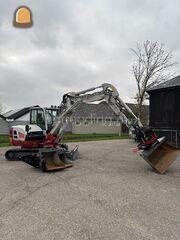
[131,40,176,118]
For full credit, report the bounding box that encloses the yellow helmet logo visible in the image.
[13,6,33,28]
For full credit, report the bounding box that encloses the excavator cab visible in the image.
[6,106,77,171]
[18,107,53,144]
[30,107,54,132]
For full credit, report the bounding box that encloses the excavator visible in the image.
[5,83,180,173]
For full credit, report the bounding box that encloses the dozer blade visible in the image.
[39,148,73,172]
[65,145,79,161]
[140,137,180,174]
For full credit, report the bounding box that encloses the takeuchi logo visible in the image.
[13,6,33,28]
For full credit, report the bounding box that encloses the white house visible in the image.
[69,101,122,134]
[0,106,35,135]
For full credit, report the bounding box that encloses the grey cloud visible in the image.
[0,0,179,111]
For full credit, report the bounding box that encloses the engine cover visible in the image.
[10,124,46,147]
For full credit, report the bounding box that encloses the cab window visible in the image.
[30,109,46,130]
[45,111,53,130]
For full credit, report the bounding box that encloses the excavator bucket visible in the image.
[40,148,73,172]
[140,137,180,174]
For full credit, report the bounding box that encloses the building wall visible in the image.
[72,122,122,134]
[64,122,72,133]
[149,87,180,146]
[10,120,29,127]
[149,88,180,129]
[0,119,30,135]
[17,112,30,121]
[0,119,10,135]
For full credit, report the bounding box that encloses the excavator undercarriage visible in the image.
[5,144,78,171]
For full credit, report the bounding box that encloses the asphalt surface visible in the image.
[0,140,180,240]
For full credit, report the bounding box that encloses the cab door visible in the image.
[30,108,46,130]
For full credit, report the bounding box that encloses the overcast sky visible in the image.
[0,0,180,111]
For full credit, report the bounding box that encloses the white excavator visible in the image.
[5,83,180,173]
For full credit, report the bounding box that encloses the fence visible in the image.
[153,128,179,147]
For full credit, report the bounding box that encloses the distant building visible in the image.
[0,102,149,135]
[147,75,180,146]
[69,101,122,134]
[0,106,36,135]
[66,101,149,134]
[0,114,9,135]
[3,106,34,125]
[126,103,149,126]
[0,105,58,135]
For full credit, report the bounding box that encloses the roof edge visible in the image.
[147,75,180,92]
[0,114,6,120]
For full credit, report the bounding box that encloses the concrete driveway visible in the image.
[0,140,180,240]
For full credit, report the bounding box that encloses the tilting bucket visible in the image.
[140,137,180,174]
[40,149,73,171]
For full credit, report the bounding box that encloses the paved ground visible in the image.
[0,140,180,240]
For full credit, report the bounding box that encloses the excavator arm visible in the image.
[49,83,180,174]
[50,83,142,138]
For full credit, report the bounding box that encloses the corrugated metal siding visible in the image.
[0,119,10,135]
[149,87,180,146]
[149,88,180,129]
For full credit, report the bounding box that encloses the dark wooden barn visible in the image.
[147,75,180,146]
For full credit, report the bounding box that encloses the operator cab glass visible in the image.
[30,108,46,130]
[45,108,58,121]
[30,108,53,131]
[45,110,53,130]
